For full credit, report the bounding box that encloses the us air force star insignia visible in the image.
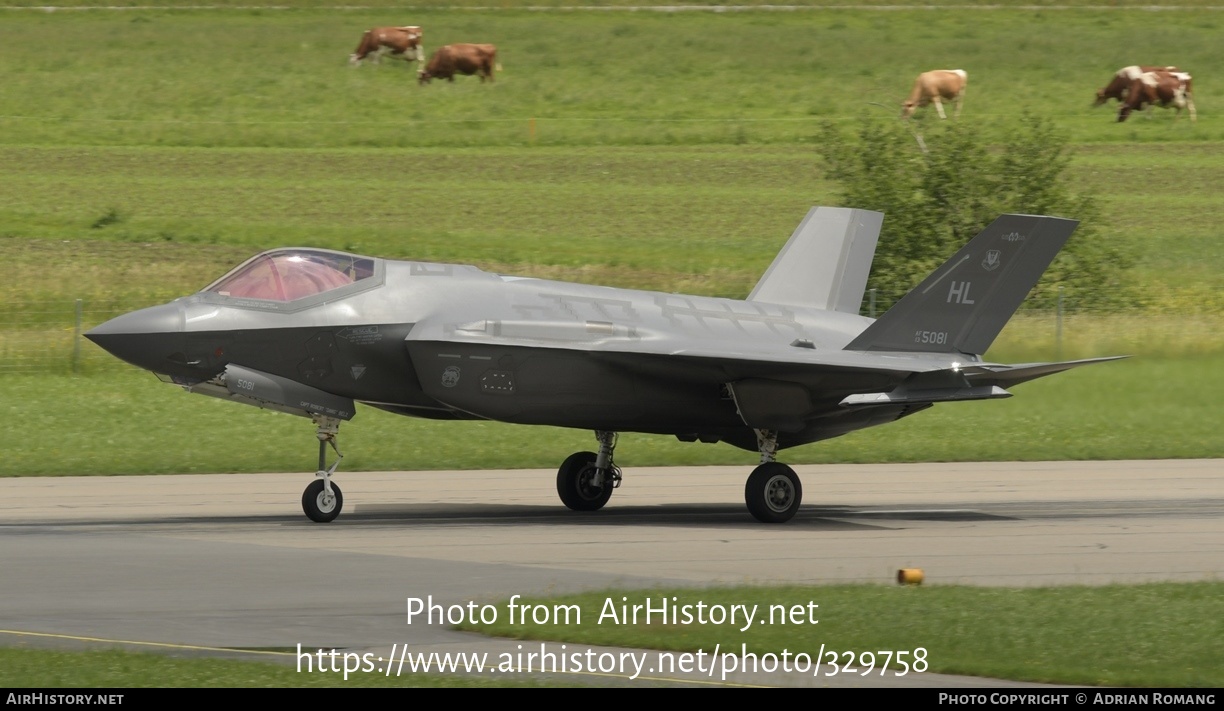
[441,366,461,388]
[982,249,1002,271]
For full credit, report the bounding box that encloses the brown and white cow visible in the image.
[1094,65,1179,106]
[418,44,498,85]
[1117,70,1196,123]
[349,26,424,67]
[901,69,967,120]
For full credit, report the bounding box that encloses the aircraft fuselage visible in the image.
[89,255,919,451]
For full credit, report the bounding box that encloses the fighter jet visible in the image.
[86,207,1121,524]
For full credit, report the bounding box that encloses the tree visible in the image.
[816,115,1131,311]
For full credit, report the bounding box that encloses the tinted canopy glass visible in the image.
[205,249,377,303]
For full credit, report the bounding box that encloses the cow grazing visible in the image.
[1094,65,1179,106]
[350,26,424,66]
[901,69,967,120]
[1117,70,1196,123]
[418,43,498,85]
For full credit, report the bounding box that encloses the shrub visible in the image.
[816,114,1133,312]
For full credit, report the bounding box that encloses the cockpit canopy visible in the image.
[203,249,380,305]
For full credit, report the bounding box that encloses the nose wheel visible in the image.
[302,416,344,523]
[303,478,343,523]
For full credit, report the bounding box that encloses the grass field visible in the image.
[1,5,1221,468]
[459,583,1224,687]
[4,582,1221,687]
[3,142,1224,305]
[3,6,1222,304]
[10,0,1224,7]
[1,2,1220,691]
[2,8,1222,148]
[0,647,540,688]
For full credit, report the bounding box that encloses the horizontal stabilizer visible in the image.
[845,214,1078,355]
[840,355,1126,407]
[748,207,883,313]
[964,356,1129,388]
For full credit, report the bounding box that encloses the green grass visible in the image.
[2,8,1222,317]
[8,0,1224,7]
[0,8,1218,470]
[0,7,1219,468]
[0,145,836,302]
[5,583,1221,687]
[1,9,1222,149]
[457,583,1224,687]
[5,354,1221,476]
[2,142,1223,311]
[0,647,541,687]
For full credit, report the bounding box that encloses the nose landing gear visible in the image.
[302,416,345,523]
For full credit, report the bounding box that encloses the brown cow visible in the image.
[1094,65,1179,106]
[349,26,424,67]
[901,69,967,120]
[418,44,498,85]
[1118,70,1196,123]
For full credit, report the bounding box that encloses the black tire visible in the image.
[745,462,802,523]
[302,479,343,523]
[556,451,613,512]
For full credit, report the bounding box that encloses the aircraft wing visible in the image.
[618,344,1128,398]
[608,344,1123,404]
[580,346,1124,441]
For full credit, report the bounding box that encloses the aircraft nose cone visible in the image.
[85,302,187,374]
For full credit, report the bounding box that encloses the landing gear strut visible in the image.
[302,415,344,523]
[556,430,621,511]
[744,429,802,523]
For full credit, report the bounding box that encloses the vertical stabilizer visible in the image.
[747,207,884,314]
[844,214,1078,356]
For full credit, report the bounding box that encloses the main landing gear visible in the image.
[744,429,802,523]
[556,430,622,512]
[554,429,803,523]
[302,415,344,523]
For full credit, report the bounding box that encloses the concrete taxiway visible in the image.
[1,459,1221,687]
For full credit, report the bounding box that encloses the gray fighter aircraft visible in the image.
[86,207,1120,524]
